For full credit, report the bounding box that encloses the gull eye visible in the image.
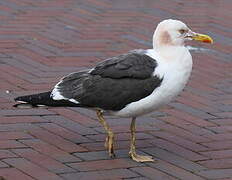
[179,29,186,34]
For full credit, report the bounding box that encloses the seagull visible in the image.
[14,19,213,162]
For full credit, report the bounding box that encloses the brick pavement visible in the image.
[0,0,231,179]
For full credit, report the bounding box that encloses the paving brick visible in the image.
[150,131,208,152]
[0,0,231,179]
[143,147,206,172]
[200,149,232,159]
[60,168,139,180]
[0,161,9,168]
[68,158,142,171]
[0,109,56,116]
[155,121,210,143]
[0,131,32,140]
[85,132,153,142]
[12,148,76,174]
[81,139,153,152]
[0,123,38,132]
[0,150,18,159]
[0,168,34,180]
[201,140,232,150]
[131,167,178,180]
[0,116,47,124]
[149,137,208,161]
[49,108,99,127]
[3,158,62,180]
[73,149,131,161]
[0,140,26,149]
[148,160,205,180]
[42,115,98,135]
[169,102,216,119]
[20,139,81,163]
[38,123,92,144]
[196,169,232,179]
[28,126,87,153]
[199,158,232,169]
[203,133,232,141]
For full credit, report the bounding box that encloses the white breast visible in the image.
[112,47,193,118]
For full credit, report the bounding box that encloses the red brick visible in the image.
[42,115,97,135]
[0,0,231,179]
[0,150,18,159]
[81,139,153,152]
[73,149,129,161]
[202,140,232,150]
[150,137,208,161]
[150,131,208,151]
[20,139,81,163]
[210,118,232,126]
[38,123,92,144]
[131,167,178,180]
[0,116,46,124]
[86,132,153,142]
[28,127,87,153]
[213,112,232,118]
[60,169,138,180]
[12,148,76,174]
[50,108,98,127]
[0,132,32,140]
[0,109,56,116]
[3,158,62,180]
[196,169,232,179]
[200,149,232,159]
[0,168,34,180]
[143,147,206,172]
[149,160,205,180]
[199,158,232,169]
[68,158,141,171]
[203,133,232,141]
[162,109,216,127]
[155,121,209,143]
[0,140,26,149]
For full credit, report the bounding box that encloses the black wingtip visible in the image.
[14,97,20,102]
[14,96,25,102]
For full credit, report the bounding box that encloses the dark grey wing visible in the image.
[90,50,157,79]
[76,75,162,110]
[52,51,163,111]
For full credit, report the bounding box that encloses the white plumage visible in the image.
[113,47,192,117]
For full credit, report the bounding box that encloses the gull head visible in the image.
[153,19,213,49]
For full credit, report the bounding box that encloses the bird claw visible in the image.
[129,151,155,162]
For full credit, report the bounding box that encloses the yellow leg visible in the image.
[96,110,115,158]
[129,117,154,162]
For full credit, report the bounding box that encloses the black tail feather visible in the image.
[14,91,80,108]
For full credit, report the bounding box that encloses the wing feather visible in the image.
[51,51,163,110]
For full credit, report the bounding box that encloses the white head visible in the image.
[153,19,213,49]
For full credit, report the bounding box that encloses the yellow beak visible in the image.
[191,33,213,44]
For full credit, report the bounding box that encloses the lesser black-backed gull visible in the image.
[14,19,213,162]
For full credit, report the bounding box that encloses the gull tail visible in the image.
[14,91,79,108]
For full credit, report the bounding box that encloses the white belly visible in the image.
[111,48,193,118]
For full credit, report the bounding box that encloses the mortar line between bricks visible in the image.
[128,167,181,180]
[145,161,207,180]
[5,149,79,176]
[60,164,143,173]
[2,160,38,180]
[156,120,218,141]
[147,132,210,153]
[141,148,209,172]
[2,114,58,117]
[33,122,89,150]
